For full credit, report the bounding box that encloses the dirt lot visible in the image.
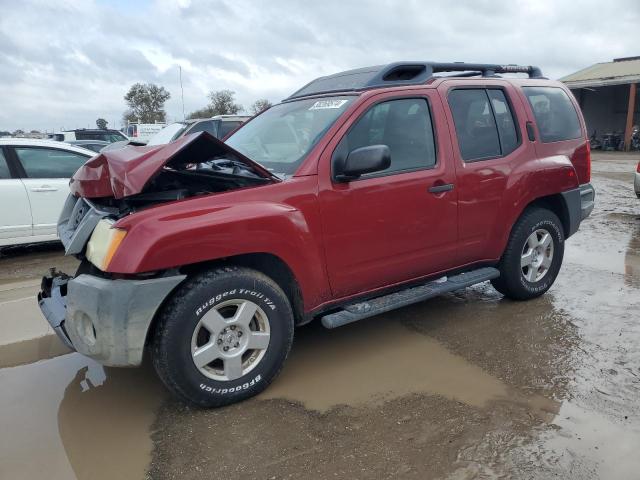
[0,152,638,479]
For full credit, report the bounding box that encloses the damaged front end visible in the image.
[39,132,273,365]
[68,130,279,221]
[38,267,186,366]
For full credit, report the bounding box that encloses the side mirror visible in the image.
[334,144,391,181]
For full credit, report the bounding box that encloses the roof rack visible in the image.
[286,62,544,100]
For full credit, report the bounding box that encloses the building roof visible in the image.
[561,56,640,88]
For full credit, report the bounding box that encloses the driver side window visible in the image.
[341,98,437,175]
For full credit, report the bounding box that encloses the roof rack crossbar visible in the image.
[427,62,543,78]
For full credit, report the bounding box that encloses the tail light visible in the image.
[637,161,640,173]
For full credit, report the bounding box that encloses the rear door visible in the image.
[11,146,90,237]
[318,91,458,298]
[0,147,32,242]
[438,81,532,264]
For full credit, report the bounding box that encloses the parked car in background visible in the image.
[66,140,109,153]
[147,115,251,146]
[125,122,166,143]
[0,139,93,246]
[49,129,128,143]
[38,61,595,408]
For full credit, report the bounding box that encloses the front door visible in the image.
[318,93,458,298]
[12,146,90,237]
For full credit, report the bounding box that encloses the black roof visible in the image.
[287,62,544,100]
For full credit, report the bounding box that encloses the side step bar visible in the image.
[320,267,500,329]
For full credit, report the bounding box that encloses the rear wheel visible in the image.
[152,267,294,407]
[491,208,564,300]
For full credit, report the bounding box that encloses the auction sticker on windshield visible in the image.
[309,99,349,110]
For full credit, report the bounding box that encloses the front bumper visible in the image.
[560,183,595,238]
[38,272,185,366]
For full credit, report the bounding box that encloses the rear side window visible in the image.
[15,148,89,178]
[522,87,582,143]
[187,120,216,137]
[0,149,11,179]
[218,121,242,139]
[448,88,520,161]
[449,89,501,161]
[343,98,436,174]
[76,131,126,142]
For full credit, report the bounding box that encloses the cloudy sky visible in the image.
[1,0,639,132]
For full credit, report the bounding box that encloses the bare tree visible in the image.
[250,99,272,115]
[123,83,171,123]
[188,90,243,119]
[96,118,108,129]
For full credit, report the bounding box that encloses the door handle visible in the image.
[31,186,58,192]
[428,183,454,194]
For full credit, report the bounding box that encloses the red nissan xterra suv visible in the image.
[39,62,595,407]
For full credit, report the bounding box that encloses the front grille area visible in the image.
[57,195,104,255]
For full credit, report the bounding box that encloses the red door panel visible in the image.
[317,90,458,299]
[437,80,537,264]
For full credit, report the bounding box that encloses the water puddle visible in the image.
[0,334,71,368]
[261,318,556,415]
[0,354,165,480]
[524,402,640,479]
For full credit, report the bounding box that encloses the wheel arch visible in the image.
[495,192,572,263]
[522,193,572,239]
[179,253,305,325]
[144,252,305,353]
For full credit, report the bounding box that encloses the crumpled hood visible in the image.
[69,132,278,199]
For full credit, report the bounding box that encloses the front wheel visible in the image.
[491,208,565,300]
[152,267,294,407]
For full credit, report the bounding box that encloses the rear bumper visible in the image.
[38,271,185,366]
[634,171,640,198]
[561,183,595,238]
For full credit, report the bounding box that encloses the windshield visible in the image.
[225,96,354,175]
[148,122,189,146]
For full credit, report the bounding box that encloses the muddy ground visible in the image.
[0,152,638,479]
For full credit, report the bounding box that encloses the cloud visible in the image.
[1,0,639,131]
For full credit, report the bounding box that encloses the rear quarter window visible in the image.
[522,87,582,143]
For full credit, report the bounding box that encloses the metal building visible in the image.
[561,56,639,150]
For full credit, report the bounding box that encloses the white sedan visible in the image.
[0,138,95,247]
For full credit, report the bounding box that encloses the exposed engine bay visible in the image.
[90,161,271,215]
[69,131,279,205]
[67,132,279,216]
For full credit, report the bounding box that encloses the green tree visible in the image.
[123,83,171,123]
[188,90,243,119]
[96,118,108,129]
[250,99,272,115]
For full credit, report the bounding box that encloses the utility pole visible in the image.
[179,66,185,121]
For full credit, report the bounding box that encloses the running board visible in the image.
[320,267,499,329]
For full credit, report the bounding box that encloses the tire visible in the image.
[491,208,564,300]
[151,266,294,407]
